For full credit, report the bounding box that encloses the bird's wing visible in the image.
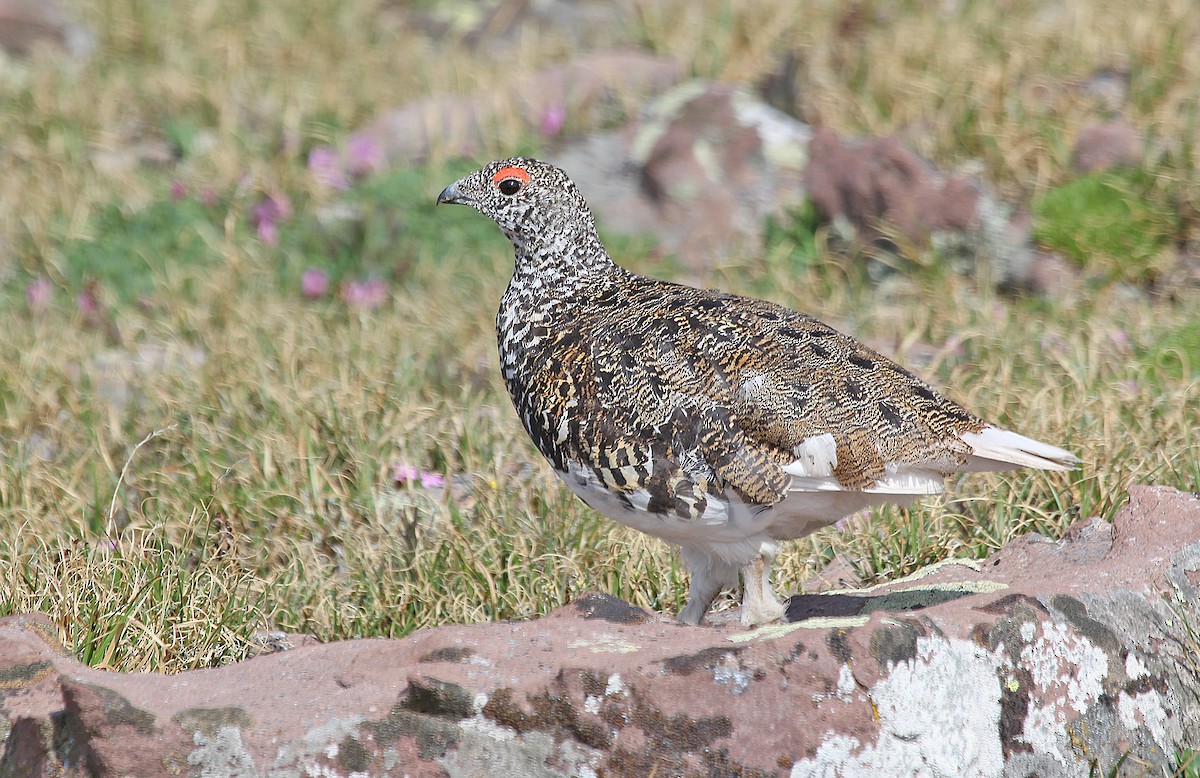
[592,284,1075,496]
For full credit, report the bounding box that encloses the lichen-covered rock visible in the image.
[549,80,813,269]
[801,127,1054,290]
[0,486,1197,777]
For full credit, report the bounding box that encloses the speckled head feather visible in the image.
[438,158,602,260]
[438,158,1076,627]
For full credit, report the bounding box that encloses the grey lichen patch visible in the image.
[660,649,755,695]
[791,636,1005,775]
[187,726,256,777]
[572,592,651,624]
[976,594,1046,668]
[70,682,156,735]
[604,688,746,777]
[403,675,475,720]
[827,628,854,664]
[364,704,462,760]
[660,646,745,677]
[441,726,599,778]
[0,660,54,690]
[977,593,1050,618]
[997,666,1035,759]
[173,706,254,737]
[337,733,371,772]
[268,715,367,776]
[869,620,924,668]
[419,646,476,663]
[1050,595,1123,660]
[863,586,983,614]
[780,639,809,667]
[577,668,607,698]
[482,686,612,750]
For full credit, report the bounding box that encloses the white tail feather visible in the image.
[786,467,946,495]
[960,427,1078,472]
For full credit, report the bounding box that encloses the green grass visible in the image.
[1178,750,1200,778]
[1032,168,1179,283]
[0,0,1198,674]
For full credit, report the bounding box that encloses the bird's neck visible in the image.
[496,227,622,373]
[500,221,619,309]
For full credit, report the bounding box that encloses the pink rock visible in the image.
[0,486,1196,775]
[804,128,980,246]
[1071,120,1141,173]
[0,0,92,58]
[549,82,812,269]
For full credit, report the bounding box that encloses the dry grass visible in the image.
[0,0,1197,672]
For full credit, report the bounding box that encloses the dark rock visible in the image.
[0,486,1197,776]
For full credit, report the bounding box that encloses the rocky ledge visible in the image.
[1,485,1198,777]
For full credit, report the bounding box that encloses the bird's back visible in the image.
[498,266,1004,535]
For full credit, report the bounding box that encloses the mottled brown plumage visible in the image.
[438,158,1076,626]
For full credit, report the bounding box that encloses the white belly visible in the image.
[556,461,937,564]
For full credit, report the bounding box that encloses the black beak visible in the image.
[436,181,464,206]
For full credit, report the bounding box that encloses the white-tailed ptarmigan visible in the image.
[437,158,1077,627]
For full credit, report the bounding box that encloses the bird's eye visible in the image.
[492,165,530,195]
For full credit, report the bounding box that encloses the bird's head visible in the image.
[436,158,597,249]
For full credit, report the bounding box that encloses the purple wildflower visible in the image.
[170,180,187,200]
[341,278,388,310]
[257,219,279,245]
[392,462,446,489]
[345,133,384,177]
[308,145,350,190]
[252,192,292,246]
[301,268,331,300]
[26,276,52,313]
[539,104,566,138]
[76,287,100,317]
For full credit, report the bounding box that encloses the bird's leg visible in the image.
[677,548,736,626]
[739,544,786,627]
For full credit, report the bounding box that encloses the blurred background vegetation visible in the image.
[0,0,1196,672]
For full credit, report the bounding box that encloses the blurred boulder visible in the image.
[346,49,681,168]
[1071,120,1142,174]
[0,0,92,59]
[803,127,1050,289]
[804,127,979,247]
[551,81,812,269]
[397,0,628,53]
